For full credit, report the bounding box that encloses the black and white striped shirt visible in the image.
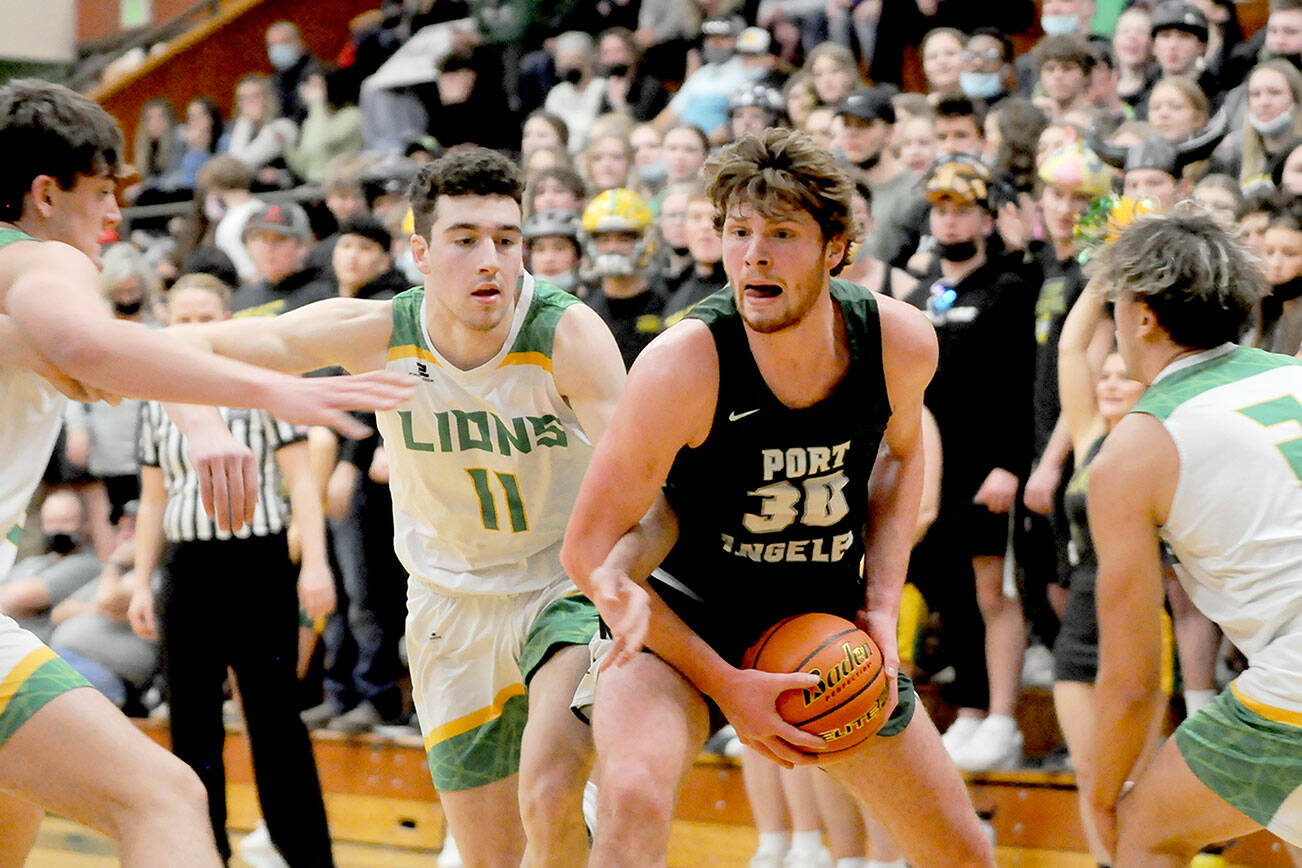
[137,402,305,542]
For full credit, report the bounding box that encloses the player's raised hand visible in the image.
[714,668,825,768]
[265,370,414,439]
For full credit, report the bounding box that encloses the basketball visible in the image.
[742,613,890,754]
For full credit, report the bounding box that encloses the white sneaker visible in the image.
[784,842,834,868]
[750,850,788,868]
[951,716,1023,772]
[1020,643,1054,688]
[235,821,288,868]
[940,715,983,760]
[437,827,463,868]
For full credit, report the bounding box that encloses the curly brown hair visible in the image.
[408,147,523,238]
[705,128,857,275]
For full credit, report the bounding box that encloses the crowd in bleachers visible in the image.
[13,0,1302,863]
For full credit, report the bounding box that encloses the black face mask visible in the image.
[937,239,979,262]
[114,298,144,316]
[45,532,78,555]
[671,245,690,257]
[559,67,584,85]
[1273,273,1302,300]
[855,152,881,172]
[603,63,631,78]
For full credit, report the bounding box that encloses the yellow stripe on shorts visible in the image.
[1230,682,1302,728]
[424,682,527,752]
[0,646,57,716]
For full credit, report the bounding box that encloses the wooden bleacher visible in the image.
[127,684,1296,866]
[88,0,378,161]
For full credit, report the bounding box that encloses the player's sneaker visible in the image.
[951,715,1023,772]
[235,821,288,868]
[940,715,983,760]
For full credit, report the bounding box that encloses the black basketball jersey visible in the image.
[655,279,894,661]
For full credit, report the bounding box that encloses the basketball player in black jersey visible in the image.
[561,129,994,867]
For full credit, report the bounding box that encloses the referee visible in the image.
[128,274,335,866]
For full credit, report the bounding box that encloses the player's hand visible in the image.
[1023,459,1061,516]
[298,561,336,622]
[128,585,157,640]
[973,467,1019,515]
[856,606,900,724]
[265,371,413,440]
[186,422,259,534]
[714,668,826,768]
[590,566,650,670]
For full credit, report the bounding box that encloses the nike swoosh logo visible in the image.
[728,409,761,422]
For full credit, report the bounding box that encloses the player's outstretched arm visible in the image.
[863,297,938,716]
[5,243,407,421]
[1085,412,1176,859]
[171,296,394,377]
[0,314,116,403]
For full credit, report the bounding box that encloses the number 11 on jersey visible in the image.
[467,469,529,532]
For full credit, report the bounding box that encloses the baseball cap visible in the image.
[925,157,993,209]
[243,202,312,241]
[1150,1,1209,42]
[737,27,772,55]
[838,87,896,124]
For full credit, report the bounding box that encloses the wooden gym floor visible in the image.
[26,815,1104,867]
[18,692,1299,866]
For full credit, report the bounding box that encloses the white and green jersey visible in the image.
[1134,344,1302,714]
[0,229,63,578]
[376,274,594,595]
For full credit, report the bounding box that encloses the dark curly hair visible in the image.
[408,147,523,238]
[705,128,857,275]
[0,79,124,221]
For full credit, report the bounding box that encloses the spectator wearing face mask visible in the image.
[1227,59,1302,185]
[596,27,671,123]
[959,29,1015,110]
[0,490,100,645]
[544,31,609,155]
[266,20,320,125]
[653,16,760,143]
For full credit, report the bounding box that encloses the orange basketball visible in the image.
[742,613,889,754]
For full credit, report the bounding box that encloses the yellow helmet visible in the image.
[581,188,653,235]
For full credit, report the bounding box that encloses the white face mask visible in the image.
[1041,13,1080,36]
[1251,108,1295,138]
